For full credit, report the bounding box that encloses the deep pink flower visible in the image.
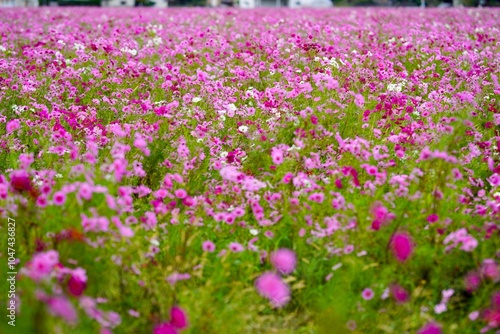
[182,196,194,207]
[68,276,86,297]
[270,248,297,275]
[483,308,500,327]
[390,284,409,303]
[10,170,32,192]
[417,322,442,334]
[282,173,294,184]
[153,322,177,334]
[390,232,413,262]
[170,306,188,329]
[492,291,500,309]
[255,272,290,307]
[427,214,439,223]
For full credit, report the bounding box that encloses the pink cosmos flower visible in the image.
[10,170,32,192]
[78,183,93,201]
[390,284,409,303]
[483,308,500,327]
[24,250,59,282]
[255,272,290,308]
[308,192,324,203]
[370,201,395,230]
[469,311,480,321]
[228,242,244,252]
[270,248,297,275]
[68,274,87,297]
[143,211,157,228]
[344,245,354,254]
[271,148,284,165]
[202,240,216,252]
[128,309,140,317]
[481,259,500,282]
[47,296,78,324]
[282,173,294,184]
[6,119,21,133]
[182,196,194,207]
[390,232,413,262]
[491,291,500,309]
[427,214,439,223]
[53,191,66,206]
[219,166,241,182]
[434,303,447,314]
[465,271,482,292]
[362,288,374,300]
[166,273,191,286]
[174,189,187,199]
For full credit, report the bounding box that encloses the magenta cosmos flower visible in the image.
[255,272,290,307]
[170,306,188,330]
[417,322,442,334]
[270,248,297,275]
[390,232,414,262]
[153,323,177,334]
[390,284,409,303]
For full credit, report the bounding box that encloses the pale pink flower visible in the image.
[202,240,216,252]
[47,296,78,324]
[270,248,297,275]
[434,303,447,314]
[255,272,290,307]
[469,311,480,321]
[228,242,244,252]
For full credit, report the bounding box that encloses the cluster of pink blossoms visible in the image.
[0,6,499,333]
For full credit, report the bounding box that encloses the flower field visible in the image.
[1,7,500,334]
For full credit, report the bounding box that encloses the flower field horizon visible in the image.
[1,6,500,334]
